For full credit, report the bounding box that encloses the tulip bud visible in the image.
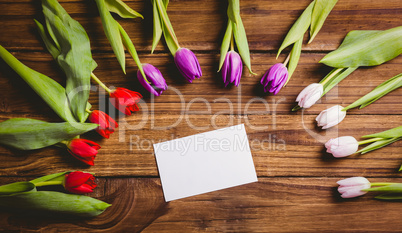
[137,64,168,96]
[88,110,118,139]
[67,139,101,166]
[316,105,346,129]
[109,87,142,115]
[325,136,358,158]
[222,51,243,87]
[63,171,97,194]
[337,177,370,198]
[295,83,323,108]
[260,63,288,95]
[174,48,202,82]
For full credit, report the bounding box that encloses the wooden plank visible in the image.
[0,177,402,232]
[0,0,401,52]
[0,113,400,177]
[0,52,401,116]
[0,0,401,232]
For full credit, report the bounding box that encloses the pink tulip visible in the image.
[316,105,346,129]
[325,136,358,158]
[295,83,323,108]
[337,177,370,198]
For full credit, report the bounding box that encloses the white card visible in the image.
[153,124,258,202]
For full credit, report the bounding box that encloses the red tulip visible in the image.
[88,110,118,138]
[109,88,142,115]
[64,171,97,194]
[67,139,100,166]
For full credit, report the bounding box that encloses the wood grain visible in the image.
[0,0,401,232]
[1,177,402,232]
[0,113,400,177]
[0,52,401,116]
[0,0,401,52]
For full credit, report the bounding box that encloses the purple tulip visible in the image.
[222,51,243,87]
[137,63,167,96]
[174,48,202,82]
[260,63,288,95]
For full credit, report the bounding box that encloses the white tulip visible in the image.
[316,105,347,129]
[295,83,323,108]
[337,177,370,198]
[325,136,359,158]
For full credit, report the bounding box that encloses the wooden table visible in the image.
[0,0,401,232]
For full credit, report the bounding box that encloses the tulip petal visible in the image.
[174,48,202,82]
[337,177,370,186]
[65,172,92,188]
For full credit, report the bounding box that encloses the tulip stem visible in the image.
[283,54,291,67]
[291,105,302,111]
[90,72,112,94]
[155,0,180,49]
[230,34,235,51]
[35,180,63,187]
[370,182,398,187]
[358,137,383,145]
[321,68,343,86]
[59,140,70,147]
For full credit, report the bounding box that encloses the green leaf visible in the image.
[358,137,402,154]
[0,45,76,122]
[343,73,402,111]
[362,126,402,139]
[42,0,97,123]
[0,118,98,150]
[163,0,169,8]
[218,22,233,72]
[309,0,338,43]
[336,30,380,48]
[277,1,314,57]
[84,102,92,120]
[34,19,60,60]
[155,0,179,56]
[117,22,147,82]
[105,0,143,19]
[30,171,71,185]
[320,67,357,95]
[35,20,95,118]
[0,182,36,195]
[320,26,402,68]
[227,0,240,25]
[151,0,162,53]
[375,193,402,200]
[232,20,254,74]
[36,19,94,121]
[0,191,111,218]
[286,36,303,82]
[95,0,126,73]
[364,183,402,192]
